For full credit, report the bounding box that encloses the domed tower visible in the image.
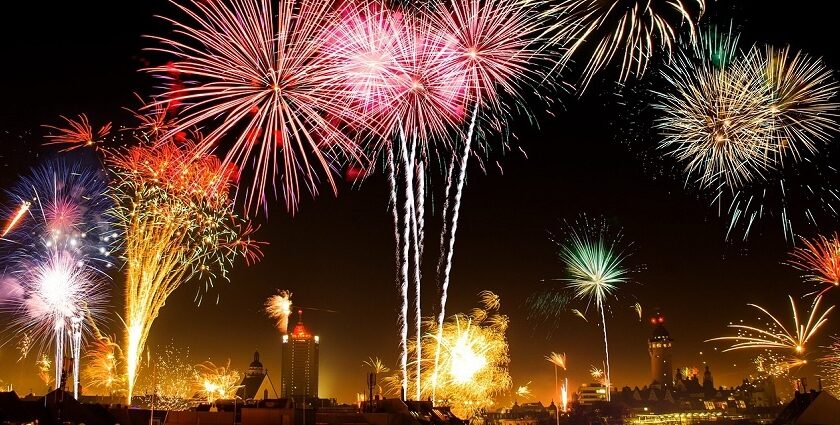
[247,350,265,377]
[648,312,673,387]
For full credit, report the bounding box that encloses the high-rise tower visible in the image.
[281,310,320,399]
[648,312,673,387]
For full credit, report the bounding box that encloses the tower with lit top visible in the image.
[648,312,673,387]
[281,310,320,399]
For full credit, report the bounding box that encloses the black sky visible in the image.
[0,0,838,403]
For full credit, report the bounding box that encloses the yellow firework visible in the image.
[819,336,840,398]
[194,360,243,404]
[265,290,293,334]
[409,292,511,419]
[546,352,567,370]
[655,39,775,191]
[547,0,705,91]
[757,46,840,161]
[83,335,125,395]
[108,138,261,403]
[708,295,833,354]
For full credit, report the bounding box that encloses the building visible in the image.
[237,351,277,401]
[648,313,673,388]
[281,310,320,399]
[577,383,608,405]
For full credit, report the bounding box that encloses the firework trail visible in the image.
[108,138,261,403]
[560,378,569,412]
[788,234,840,295]
[708,295,833,354]
[149,0,362,215]
[265,290,293,334]
[323,2,467,398]
[43,114,112,152]
[545,0,705,91]
[428,0,547,399]
[2,201,31,238]
[559,217,632,401]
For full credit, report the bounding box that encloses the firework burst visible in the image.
[546,0,706,91]
[557,216,633,401]
[654,34,775,192]
[788,234,840,295]
[43,114,112,152]
[83,334,125,395]
[108,138,261,403]
[819,336,840,398]
[194,360,243,403]
[708,295,833,354]
[149,0,362,214]
[407,291,510,419]
[265,290,293,334]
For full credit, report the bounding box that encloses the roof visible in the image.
[237,373,269,400]
[775,391,840,425]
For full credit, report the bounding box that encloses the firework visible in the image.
[546,0,706,91]
[654,34,775,192]
[132,343,194,410]
[708,295,833,354]
[265,290,293,334]
[36,354,52,388]
[408,292,511,419]
[752,352,807,379]
[2,201,31,238]
[633,302,643,321]
[546,352,566,425]
[820,336,840,398]
[753,46,840,161]
[515,381,532,399]
[6,249,109,395]
[108,139,261,403]
[16,332,32,362]
[589,364,608,386]
[364,356,392,396]
[429,1,547,398]
[194,360,243,403]
[559,217,632,400]
[43,114,112,152]
[560,378,569,412]
[149,0,361,214]
[788,234,840,295]
[83,335,125,395]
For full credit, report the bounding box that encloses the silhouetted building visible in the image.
[237,350,276,401]
[648,313,673,387]
[281,310,320,399]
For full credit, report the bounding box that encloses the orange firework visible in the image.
[788,234,840,295]
[1,201,31,238]
[43,114,112,152]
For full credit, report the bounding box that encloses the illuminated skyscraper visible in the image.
[281,310,320,399]
[648,312,673,387]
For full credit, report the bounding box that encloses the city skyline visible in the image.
[0,0,838,408]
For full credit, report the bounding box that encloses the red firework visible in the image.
[789,234,840,294]
[148,0,361,215]
[43,114,112,152]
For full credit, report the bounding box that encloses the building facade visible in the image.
[281,311,320,399]
[648,313,673,387]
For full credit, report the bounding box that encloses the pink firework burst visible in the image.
[148,0,362,215]
[323,2,467,154]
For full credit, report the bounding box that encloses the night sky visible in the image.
[0,0,838,405]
